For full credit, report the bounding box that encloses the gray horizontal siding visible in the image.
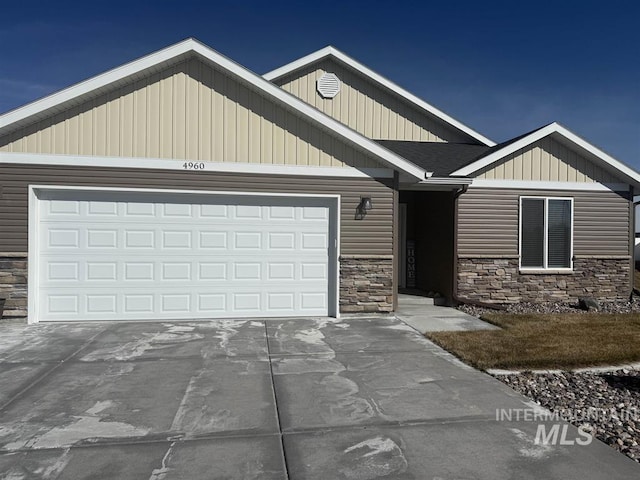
[457,187,631,257]
[0,164,394,256]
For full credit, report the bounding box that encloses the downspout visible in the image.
[451,184,468,306]
[450,183,506,310]
[392,170,400,312]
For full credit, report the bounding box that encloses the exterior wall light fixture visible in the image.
[359,197,373,212]
[356,196,373,219]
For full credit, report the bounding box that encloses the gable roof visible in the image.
[0,38,427,181]
[376,140,490,176]
[264,46,496,147]
[451,122,640,187]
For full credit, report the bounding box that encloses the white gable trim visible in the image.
[0,152,394,178]
[264,46,496,147]
[451,122,640,188]
[0,39,425,181]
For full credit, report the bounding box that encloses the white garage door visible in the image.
[33,189,337,322]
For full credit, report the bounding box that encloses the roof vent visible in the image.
[316,72,340,98]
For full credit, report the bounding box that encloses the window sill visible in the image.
[519,268,573,275]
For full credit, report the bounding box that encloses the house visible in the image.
[1,38,638,323]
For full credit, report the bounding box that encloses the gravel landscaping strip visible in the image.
[497,370,640,462]
[458,297,640,318]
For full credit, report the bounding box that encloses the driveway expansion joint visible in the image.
[264,320,291,480]
[279,413,502,436]
[0,326,109,413]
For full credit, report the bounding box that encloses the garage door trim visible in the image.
[28,185,341,323]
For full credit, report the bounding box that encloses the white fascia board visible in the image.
[0,152,394,178]
[264,46,335,81]
[264,46,496,147]
[0,40,196,132]
[399,177,473,191]
[551,123,640,187]
[419,177,473,186]
[452,122,640,188]
[0,39,426,182]
[451,123,559,176]
[471,179,630,192]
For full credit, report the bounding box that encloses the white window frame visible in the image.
[519,196,574,272]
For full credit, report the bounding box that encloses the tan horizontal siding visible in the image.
[457,188,630,257]
[476,137,623,183]
[0,164,393,256]
[275,59,473,143]
[0,57,381,170]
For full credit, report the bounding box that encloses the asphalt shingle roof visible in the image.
[376,125,552,177]
[375,140,490,176]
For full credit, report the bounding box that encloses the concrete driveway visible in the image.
[0,317,637,479]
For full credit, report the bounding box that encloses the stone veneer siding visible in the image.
[1,254,395,319]
[340,255,394,313]
[457,256,631,304]
[0,254,27,320]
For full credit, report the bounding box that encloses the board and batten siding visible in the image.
[273,59,473,144]
[0,164,393,256]
[0,57,381,169]
[476,137,623,183]
[457,187,631,257]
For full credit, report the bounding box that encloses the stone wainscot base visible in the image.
[457,256,631,304]
[0,254,28,319]
[340,255,393,313]
[0,253,395,320]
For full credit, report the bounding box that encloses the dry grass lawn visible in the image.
[427,313,640,370]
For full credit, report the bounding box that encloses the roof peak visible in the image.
[451,122,640,187]
[263,46,495,147]
[0,39,427,181]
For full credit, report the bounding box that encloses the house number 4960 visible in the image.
[183,162,205,170]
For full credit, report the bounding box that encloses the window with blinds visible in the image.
[520,197,573,269]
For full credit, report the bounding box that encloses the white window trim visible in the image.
[519,196,574,272]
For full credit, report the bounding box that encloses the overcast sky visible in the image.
[1,1,638,169]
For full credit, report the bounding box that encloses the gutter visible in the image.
[419,177,473,186]
[399,176,473,191]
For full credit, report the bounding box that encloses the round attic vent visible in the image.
[316,72,340,98]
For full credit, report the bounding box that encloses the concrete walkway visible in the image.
[0,317,637,479]
[396,293,500,332]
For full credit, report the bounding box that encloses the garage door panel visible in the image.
[39,286,328,321]
[41,256,328,285]
[47,199,81,215]
[36,191,335,321]
[40,222,328,251]
[86,294,117,314]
